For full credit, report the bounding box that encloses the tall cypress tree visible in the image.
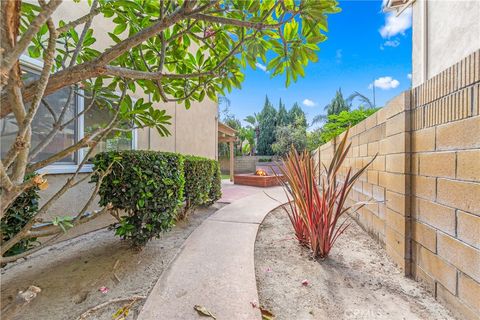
[288,102,307,128]
[277,99,288,126]
[257,96,277,155]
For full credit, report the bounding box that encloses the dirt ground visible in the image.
[1,204,223,320]
[255,206,457,320]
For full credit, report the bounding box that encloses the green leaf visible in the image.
[113,23,127,35]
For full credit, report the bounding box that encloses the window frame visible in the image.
[19,55,137,175]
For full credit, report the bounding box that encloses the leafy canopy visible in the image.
[19,0,340,136]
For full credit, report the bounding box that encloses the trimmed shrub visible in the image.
[0,174,40,256]
[92,151,222,246]
[183,156,214,217]
[92,151,185,247]
[208,161,222,205]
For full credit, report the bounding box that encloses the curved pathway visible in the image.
[138,185,288,320]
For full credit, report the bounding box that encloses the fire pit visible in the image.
[234,169,283,187]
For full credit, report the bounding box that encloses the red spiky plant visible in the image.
[278,129,375,259]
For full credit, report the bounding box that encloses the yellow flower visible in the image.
[33,175,49,190]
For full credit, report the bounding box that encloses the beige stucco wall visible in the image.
[50,1,219,160]
[412,0,480,87]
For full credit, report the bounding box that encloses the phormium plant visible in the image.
[279,129,375,259]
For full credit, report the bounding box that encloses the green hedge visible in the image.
[208,161,222,205]
[92,151,221,246]
[183,156,214,216]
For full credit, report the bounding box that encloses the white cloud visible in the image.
[302,99,317,107]
[379,8,412,38]
[407,73,412,79]
[255,62,268,73]
[384,39,400,47]
[369,76,400,90]
[335,49,342,63]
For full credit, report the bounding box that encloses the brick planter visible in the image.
[234,173,284,187]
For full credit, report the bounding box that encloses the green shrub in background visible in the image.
[208,161,222,205]
[0,174,40,256]
[183,156,214,217]
[92,151,185,247]
[92,151,222,247]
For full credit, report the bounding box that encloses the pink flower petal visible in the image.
[99,286,109,294]
[302,279,309,286]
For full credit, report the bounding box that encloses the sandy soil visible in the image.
[1,204,223,320]
[255,206,457,320]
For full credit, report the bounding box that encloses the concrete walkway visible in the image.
[138,185,287,320]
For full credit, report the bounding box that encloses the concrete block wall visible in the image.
[314,50,480,320]
[409,50,480,320]
[219,156,276,174]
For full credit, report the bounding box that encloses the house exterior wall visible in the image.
[411,0,480,87]
[314,50,480,320]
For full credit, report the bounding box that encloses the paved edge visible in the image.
[137,186,287,320]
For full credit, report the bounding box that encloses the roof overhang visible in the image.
[384,0,415,15]
[218,122,237,137]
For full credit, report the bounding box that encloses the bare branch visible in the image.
[56,7,101,33]
[68,0,99,68]
[28,87,75,161]
[11,13,58,183]
[191,11,300,29]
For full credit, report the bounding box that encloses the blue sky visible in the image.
[224,0,412,126]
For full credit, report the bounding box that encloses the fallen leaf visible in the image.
[260,307,275,320]
[194,305,216,319]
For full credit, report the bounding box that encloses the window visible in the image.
[0,56,137,174]
[84,95,136,159]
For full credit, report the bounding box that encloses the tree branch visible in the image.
[11,12,58,183]
[56,7,101,33]
[0,0,62,78]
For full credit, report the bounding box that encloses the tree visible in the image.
[288,102,307,127]
[316,108,379,145]
[244,112,261,154]
[347,91,375,109]
[0,0,341,264]
[306,128,323,151]
[277,99,288,126]
[238,127,255,155]
[312,87,351,125]
[257,96,277,155]
[272,116,307,156]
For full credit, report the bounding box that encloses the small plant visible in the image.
[279,129,375,259]
[0,174,40,257]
